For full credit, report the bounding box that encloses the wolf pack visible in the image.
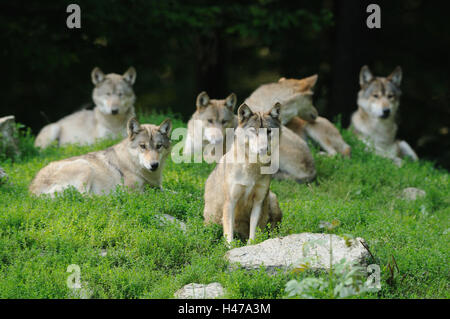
[24,65,418,244]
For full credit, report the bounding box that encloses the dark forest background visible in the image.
[0,0,449,169]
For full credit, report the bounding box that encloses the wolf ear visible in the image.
[196,91,210,110]
[387,66,402,87]
[301,74,318,91]
[224,93,237,111]
[268,102,282,120]
[123,67,137,85]
[127,117,141,140]
[237,103,253,123]
[91,67,105,85]
[359,65,373,86]
[158,118,172,136]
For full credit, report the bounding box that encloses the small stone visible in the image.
[175,283,225,299]
[99,249,107,257]
[225,233,370,274]
[401,187,426,201]
[0,115,19,156]
[158,214,187,232]
[0,167,7,184]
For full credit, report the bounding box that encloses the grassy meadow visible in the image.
[0,112,448,298]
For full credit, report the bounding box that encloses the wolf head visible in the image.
[91,67,137,116]
[126,117,172,172]
[357,66,402,120]
[278,75,319,123]
[194,91,237,145]
[237,102,281,157]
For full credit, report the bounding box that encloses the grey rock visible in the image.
[158,214,187,232]
[0,167,7,183]
[225,233,369,273]
[175,282,225,299]
[401,187,426,201]
[0,115,19,156]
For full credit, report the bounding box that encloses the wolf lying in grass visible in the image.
[351,66,418,164]
[34,67,137,148]
[246,75,351,157]
[183,91,238,158]
[203,103,282,243]
[184,91,317,183]
[30,118,172,196]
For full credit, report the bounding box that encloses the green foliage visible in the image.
[0,114,449,298]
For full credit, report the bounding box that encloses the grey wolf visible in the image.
[30,117,172,196]
[34,67,137,148]
[351,65,418,163]
[183,91,237,159]
[203,103,282,243]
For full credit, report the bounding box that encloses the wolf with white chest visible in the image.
[30,118,172,196]
[203,103,282,244]
[34,67,137,148]
[351,65,418,164]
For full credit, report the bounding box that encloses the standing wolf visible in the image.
[203,103,282,243]
[351,66,418,163]
[34,67,137,148]
[30,118,172,196]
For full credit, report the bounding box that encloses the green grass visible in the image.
[0,112,448,299]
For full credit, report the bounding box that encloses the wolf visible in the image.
[246,75,351,157]
[203,102,282,243]
[29,117,172,196]
[183,91,237,159]
[245,75,351,182]
[34,67,137,148]
[351,65,418,163]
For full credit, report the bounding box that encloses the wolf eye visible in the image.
[156,143,163,149]
[372,94,379,98]
[140,144,146,150]
[208,119,213,124]
[387,94,394,99]
[221,120,227,125]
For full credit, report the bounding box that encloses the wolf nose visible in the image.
[111,109,119,115]
[381,109,391,118]
[150,162,159,171]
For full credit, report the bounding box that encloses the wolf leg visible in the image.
[249,199,264,241]
[34,123,61,148]
[267,191,282,227]
[223,199,237,244]
[397,140,418,161]
[304,117,351,157]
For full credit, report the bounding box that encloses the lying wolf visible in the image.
[183,91,237,158]
[183,91,316,183]
[246,75,351,157]
[203,103,282,243]
[30,118,172,196]
[34,67,137,148]
[351,66,418,164]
